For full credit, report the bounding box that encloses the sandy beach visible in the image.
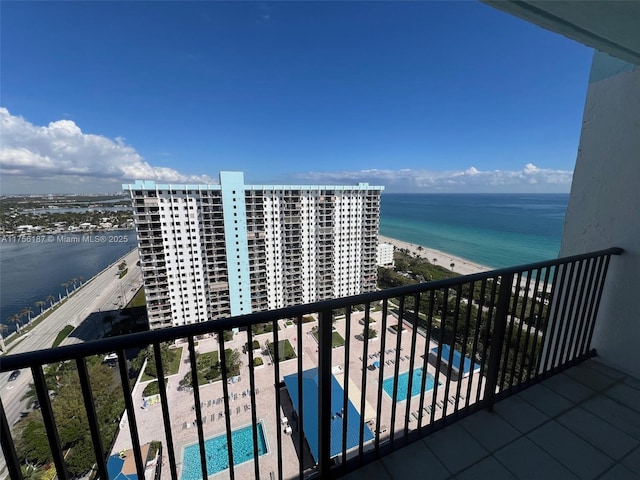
[378,234,492,276]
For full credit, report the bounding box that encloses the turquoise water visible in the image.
[383,368,437,402]
[379,193,569,269]
[181,423,267,479]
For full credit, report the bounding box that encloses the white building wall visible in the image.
[300,193,316,303]
[161,193,208,326]
[333,193,364,298]
[126,175,383,329]
[263,194,281,310]
[377,243,394,266]
[559,51,640,377]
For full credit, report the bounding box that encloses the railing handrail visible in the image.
[0,247,623,372]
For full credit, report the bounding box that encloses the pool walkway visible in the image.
[110,309,480,479]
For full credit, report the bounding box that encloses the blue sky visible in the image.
[0,1,593,194]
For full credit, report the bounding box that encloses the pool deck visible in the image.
[111,309,482,479]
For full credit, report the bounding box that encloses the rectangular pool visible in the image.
[181,422,267,479]
[383,368,437,402]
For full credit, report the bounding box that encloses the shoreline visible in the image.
[378,234,492,276]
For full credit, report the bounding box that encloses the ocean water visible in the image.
[1,195,568,333]
[379,194,569,269]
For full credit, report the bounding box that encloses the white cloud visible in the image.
[0,108,214,192]
[290,164,573,193]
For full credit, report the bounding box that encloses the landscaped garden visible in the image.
[310,327,346,347]
[266,339,297,361]
[178,348,243,388]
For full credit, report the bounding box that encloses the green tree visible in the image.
[20,464,48,480]
[179,371,193,389]
[8,313,22,333]
[363,327,377,339]
[0,324,7,351]
[17,359,125,475]
[46,295,55,308]
[21,307,33,323]
[35,300,46,314]
[17,420,50,466]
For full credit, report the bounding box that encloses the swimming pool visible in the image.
[181,422,268,479]
[383,368,437,402]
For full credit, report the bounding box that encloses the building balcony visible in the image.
[344,358,640,480]
[2,247,633,480]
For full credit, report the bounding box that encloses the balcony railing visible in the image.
[0,247,622,480]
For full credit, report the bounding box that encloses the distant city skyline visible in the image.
[1,2,590,194]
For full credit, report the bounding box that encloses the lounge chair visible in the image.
[202,416,207,424]
[210,414,214,422]
[411,412,419,421]
[207,400,212,407]
[237,406,241,415]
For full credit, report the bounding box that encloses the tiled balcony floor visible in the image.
[344,359,640,480]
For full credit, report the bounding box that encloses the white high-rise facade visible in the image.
[123,172,383,330]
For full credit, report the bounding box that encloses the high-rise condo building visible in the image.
[123,172,384,329]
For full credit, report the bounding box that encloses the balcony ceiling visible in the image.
[483,0,640,66]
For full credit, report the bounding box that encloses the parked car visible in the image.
[8,370,21,382]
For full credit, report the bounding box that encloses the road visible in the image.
[0,248,142,473]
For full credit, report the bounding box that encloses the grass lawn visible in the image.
[126,288,146,308]
[195,350,220,386]
[331,331,345,347]
[267,339,297,361]
[310,330,346,348]
[141,346,183,382]
[52,325,74,348]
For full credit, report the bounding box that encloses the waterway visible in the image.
[0,230,137,332]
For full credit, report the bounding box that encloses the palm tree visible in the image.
[78,276,84,285]
[21,463,48,480]
[450,262,455,272]
[46,295,55,308]
[21,307,33,324]
[35,300,45,314]
[62,282,69,296]
[8,314,22,333]
[0,324,7,351]
[433,258,438,264]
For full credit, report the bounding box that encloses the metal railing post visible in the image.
[0,399,22,480]
[318,308,333,476]
[484,272,513,410]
